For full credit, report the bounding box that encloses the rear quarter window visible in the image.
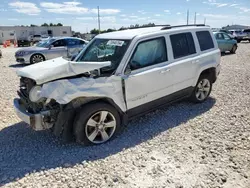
[196,31,214,51]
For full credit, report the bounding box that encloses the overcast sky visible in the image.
[0,0,249,32]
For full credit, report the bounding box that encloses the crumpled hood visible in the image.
[16,57,111,85]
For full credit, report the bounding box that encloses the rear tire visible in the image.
[230,44,237,54]
[237,39,241,43]
[74,102,121,146]
[190,75,212,103]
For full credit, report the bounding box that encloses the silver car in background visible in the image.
[15,37,88,64]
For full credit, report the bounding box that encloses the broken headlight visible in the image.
[29,85,42,102]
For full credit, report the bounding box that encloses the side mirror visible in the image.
[48,45,54,50]
[124,66,132,75]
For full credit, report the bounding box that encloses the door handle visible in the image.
[192,60,200,64]
[160,69,170,74]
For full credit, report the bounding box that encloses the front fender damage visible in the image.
[40,76,126,112]
[39,76,126,140]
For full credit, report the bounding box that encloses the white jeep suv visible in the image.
[14,24,221,145]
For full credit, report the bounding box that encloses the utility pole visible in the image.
[194,12,197,24]
[187,9,189,25]
[97,6,101,34]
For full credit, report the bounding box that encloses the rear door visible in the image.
[123,37,174,115]
[167,32,198,92]
[222,33,233,51]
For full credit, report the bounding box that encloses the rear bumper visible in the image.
[13,98,53,131]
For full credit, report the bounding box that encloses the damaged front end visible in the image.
[14,77,61,131]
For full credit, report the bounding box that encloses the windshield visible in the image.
[77,39,130,74]
[36,38,56,48]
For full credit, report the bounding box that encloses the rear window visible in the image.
[170,32,196,59]
[196,31,214,51]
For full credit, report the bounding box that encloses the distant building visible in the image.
[0,26,72,44]
[222,25,250,30]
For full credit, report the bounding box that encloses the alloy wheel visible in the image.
[85,111,116,144]
[32,54,44,63]
[195,78,211,101]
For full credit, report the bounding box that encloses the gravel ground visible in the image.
[0,44,249,188]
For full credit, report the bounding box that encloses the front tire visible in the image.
[74,102,121,146]
[190,75,212,103]
[30,54,45,64]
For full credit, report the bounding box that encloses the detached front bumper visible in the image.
[13,98,53,131]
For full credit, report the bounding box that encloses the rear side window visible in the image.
[170,33,196,59]
[66,39,80,46]
[196,31,214,51]
[79,40,86,45]
[216,33,224,40]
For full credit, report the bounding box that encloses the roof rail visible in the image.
[161,24,207,30]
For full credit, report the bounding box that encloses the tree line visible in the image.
[19,23,64,27]
[90,23,155,34]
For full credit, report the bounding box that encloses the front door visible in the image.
[123,37,174,116]
[216,33,226,52]
[48,39,67,59]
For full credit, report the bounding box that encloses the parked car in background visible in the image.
[242,29,250,42]
[41,35,50,41]
[213,32,237,53]
[229,30,247,43]
[15,37,89,64]
[219,29,236,40]
[31,35,42,43]
[17,37,31,47]
[14,25,221,145]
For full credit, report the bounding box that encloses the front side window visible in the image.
[36,38,56,48]
[196,31,214,51]
[129,37,167,70]
[52,39,66,47]
[78,39,130,73]
[170,33,196,59]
